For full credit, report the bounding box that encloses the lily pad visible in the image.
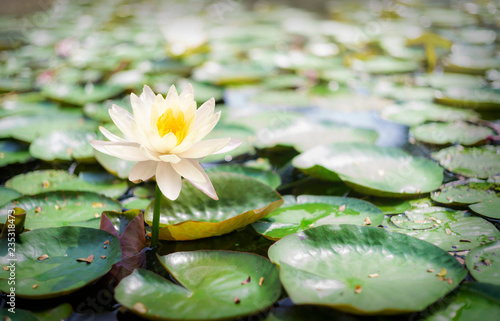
[0,186,21,207]
[255,119,378,152]
[0,98,58,118]
[0,226,121,298]
[422,73,485,90]
[5,170,128,198]
[469,199,500,219]
[206,164,281,189]
[431,178,499,206]
[144,173,283,240]
[411,121,494,146]
[364,197,411,214]
[0,112,98,143]
[29,129,97,162]
[0,140,32,167]
[115,251,281,320]
[293,143,443,197]
[268,224,467,315]
[431,145,500,179]
[466,241,500,285]
[435,88,500,111]
[41,83,124,105]
[383,207,500,251]
[253,195,384,241]
[381,101,479,126]
[0,191,122,230]
[423,283,500,321]
[351,56,420,74]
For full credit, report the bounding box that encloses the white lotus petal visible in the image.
[159,154,182,163]
[176,137,230,158]
[131,93,150,135]
[149,131,178,154]
[99,126,128,143]
[140,145,162,161]
[109,104,138,141]
[90,140,149,161]
[179,83,194,99]
[193,97,215,129]
[172,158,207,184]
[110,103,154,150]
[212,138,242,155]
[165,85,180,111]
[191,111,221,141]
[129,160,157,183]
[156,162,182,200]
[184,164,218,200]
[150,94,167,129]
[141,85,156,106]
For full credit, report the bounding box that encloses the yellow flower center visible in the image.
[156,108,190,143]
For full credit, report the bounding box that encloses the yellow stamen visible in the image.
[156,108,190,144]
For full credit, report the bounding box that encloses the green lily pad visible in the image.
[352,56,420,74]
[29,129,97,162]
[374,82,435,101]
[444,54,500,75]
[0,226,120,299]
[248,90,313,109]
[41,83,124,105]
[0,191,122,230]
[253,195,384,241]
[431,178,499,206]
[466,241,500,285]
[206,164,281,189]
[0,186,21,207]
[364,197,411,214]
[122,197,151,211]
[383,207,500,251]
[144,173,283,240]
[431,145,500,179]
[469,199,500,219]
[382,101,479,126]
[0,140,32,167]
[268,224,467,315]
[435,88,500,111]
[422,73,485,90]
[0,97,59,118]
[423,283,500,321]
[411,121,494,146]
[0,112,98,143]
[293,143,443,197]
[255,120,378,152]
[115,251,281,320]
[0,309,38,321]
[5,170,128,198]
[32,303,74,321]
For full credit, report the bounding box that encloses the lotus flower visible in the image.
[91,84,240,200]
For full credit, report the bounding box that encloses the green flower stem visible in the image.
[151,183,162,248]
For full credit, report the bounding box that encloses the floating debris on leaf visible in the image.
[241,276,251,285]
[133,302,147,314]
[77,254,94,264]
[37,254,49,261]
